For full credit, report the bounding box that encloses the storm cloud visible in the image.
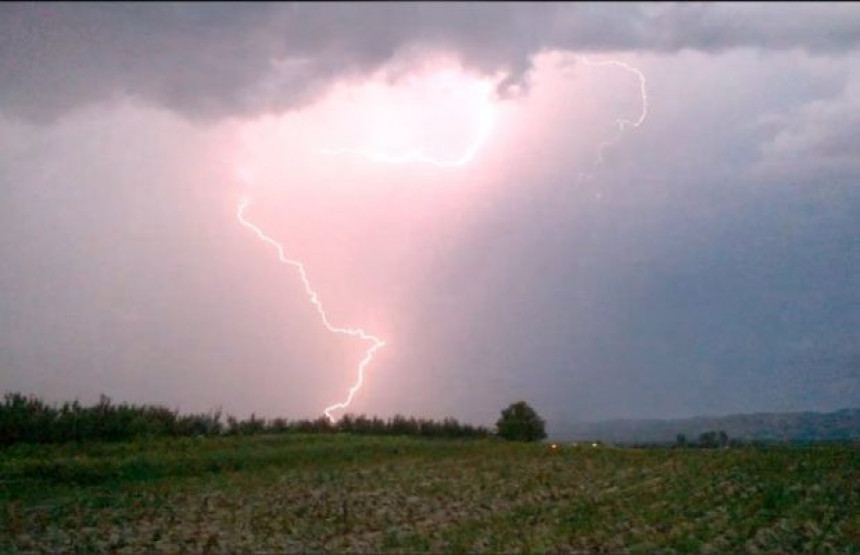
[3,3,860,122]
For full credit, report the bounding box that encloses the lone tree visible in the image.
[496,401,547,441]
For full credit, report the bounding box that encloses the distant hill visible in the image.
[551,408,860,444]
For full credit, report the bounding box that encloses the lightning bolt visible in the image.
[236,197,385,421]
[573,56,649,184]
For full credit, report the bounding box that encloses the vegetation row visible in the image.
[0,392,496,447]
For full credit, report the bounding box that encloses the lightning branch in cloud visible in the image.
[316,102,497,168]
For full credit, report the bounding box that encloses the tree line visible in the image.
[0,392,496,447]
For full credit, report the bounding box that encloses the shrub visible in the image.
[496,401,547,442]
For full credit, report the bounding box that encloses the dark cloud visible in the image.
[2,3,860,122]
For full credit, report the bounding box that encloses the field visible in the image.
[2,435,858,552]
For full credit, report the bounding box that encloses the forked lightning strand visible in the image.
[236,198,385,421]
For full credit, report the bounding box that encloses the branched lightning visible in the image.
[236,197,385,421]
[235,56,647,421]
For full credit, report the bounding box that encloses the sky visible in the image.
[1,3,859,429]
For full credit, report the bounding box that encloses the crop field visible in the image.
[2,435,858,552]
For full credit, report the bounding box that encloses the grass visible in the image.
[2,435,858,552]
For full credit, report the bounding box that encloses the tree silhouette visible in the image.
[496,401,547,442]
